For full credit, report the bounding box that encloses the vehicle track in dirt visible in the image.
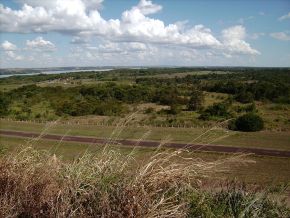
[1,129,290,158]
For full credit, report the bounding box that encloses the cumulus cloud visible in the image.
[278,12,290,21]
[5,51,23,60]
[221,25,260,55]
[76,41,148,56]
[26,37,56,51]
[1,41,23,60]
[0,0,259,62]
[1,40,17,51]
[270,32,290,41]
[134,0,162,15]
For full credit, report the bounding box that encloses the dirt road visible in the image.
[1,129,290,158]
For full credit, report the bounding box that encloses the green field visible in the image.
[1,120,289,151]
[1,135,290,186]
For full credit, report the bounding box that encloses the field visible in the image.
[1,67,290,216]
[1,119,289,151]
[1,135,290,186]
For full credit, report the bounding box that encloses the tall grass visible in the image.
[0,117,289,217]
[1,146,289,217]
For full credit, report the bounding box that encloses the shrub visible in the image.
[199,103,230,120]
[144,107,154,114]
[233,113,264,132]
[187,89,204,111]
[168,104,181,115]
[0,92,10,116]
[235,103,257,113]
[235,91,254,103]
[188,181,290,217]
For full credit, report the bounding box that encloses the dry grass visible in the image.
[0,117,289,217]
[0,144,253,217]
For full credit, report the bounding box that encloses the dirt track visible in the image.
[1,129,290,158]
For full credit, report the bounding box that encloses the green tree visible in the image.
[233,113,264,132]
[235,90,254,103]
[0,92,10,116]
[199,102,230,120]
[187,90,204,111]
[168,104,180,115]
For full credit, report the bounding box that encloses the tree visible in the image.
[199,102,230,120]
[168,104,180,115]
[0,92,10,116]
[187,90,204,111]
[235,90,254,103]
[233,113,264,132]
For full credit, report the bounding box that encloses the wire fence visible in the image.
[0,118,214,129]
[0,118,283,131]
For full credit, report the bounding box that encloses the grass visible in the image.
[1,138,289,217]
[0,83,31,92]
[1,116,289,217]
[1,135,290,186]
[1,119,290,151]
[204,92,229,107]
[257,102,290,131]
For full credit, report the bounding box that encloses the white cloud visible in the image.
[270,32,290,41]
[1,40,23,60]
[1,0,224,49]
[1,40,17,51]
[1,41,23,60]
[16,0,104,11]
[77,41,148,55]
[221,25,260,55]
[250,32,265,40]
[278,12,290,21]
[134,0,162,15]
[71,36,89,44]
[26,37,56,51]
[5,51,23,60]
[0,0,260,66]
[222,25,246,40]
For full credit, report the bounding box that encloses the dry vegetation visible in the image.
[1,144,289,217]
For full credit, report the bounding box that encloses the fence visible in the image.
[0,118,283,131]
[0,118,214,129]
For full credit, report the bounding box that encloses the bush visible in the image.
[199,103,230,120]
[188,181,290,217]
[0,92,10,116]
[187,89,204,111]
[144,107,154,114]
[235,91,254,103]
[233,113,264,132]
[168,104,181,115]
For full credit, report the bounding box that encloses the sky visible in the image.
[0,0,289,68]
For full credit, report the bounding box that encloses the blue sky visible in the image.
[0,0,289,68]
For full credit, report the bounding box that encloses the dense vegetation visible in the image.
[230,113,264,132]
[0,67,289,131]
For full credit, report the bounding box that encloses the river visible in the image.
[0,68,113,78]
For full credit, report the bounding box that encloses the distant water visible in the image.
[0,68,113,78]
